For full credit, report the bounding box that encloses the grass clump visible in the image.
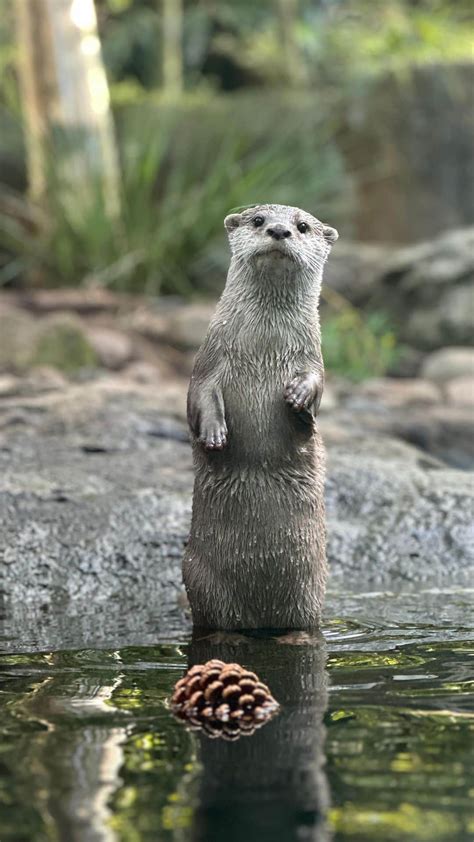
[322,289,398,381]
[0,95,345,296]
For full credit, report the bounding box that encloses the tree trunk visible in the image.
[14,0,120,215]
[277,0,305,86]
[14,0,57,202]
[161,0,184,96]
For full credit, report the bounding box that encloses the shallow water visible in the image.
[0,587,473,842]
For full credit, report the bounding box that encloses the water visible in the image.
[0,588,473,842]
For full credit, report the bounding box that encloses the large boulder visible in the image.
[85,326,134,370]
[131,300,216,352]
[326,437,473,583]
[322,374,474,470]
[378,228,474,350]
[421,347,474,384]
[322,228,474,354]
[0,306,38,371]
[20,287,122,315]
[323,241,393,306]
[1,382,472,608]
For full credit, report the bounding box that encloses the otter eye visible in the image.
[297,222,309,234]
[253,215,265,228]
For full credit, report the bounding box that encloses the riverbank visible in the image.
[1,373,472,610]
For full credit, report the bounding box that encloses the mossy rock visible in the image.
[34,316,98,373]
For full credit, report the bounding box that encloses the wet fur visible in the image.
[183,204,338,629]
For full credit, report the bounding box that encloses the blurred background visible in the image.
[0,0,472,466]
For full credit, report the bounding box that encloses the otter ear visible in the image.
[224,213,241,233]
[322,225,339,244]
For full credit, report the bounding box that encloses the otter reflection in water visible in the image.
[186,631,331,842]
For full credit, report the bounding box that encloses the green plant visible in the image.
[300,1,473,91]
[322,289,398,381]
[0,95,345,295]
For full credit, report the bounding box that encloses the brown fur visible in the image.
[183,204,338,629]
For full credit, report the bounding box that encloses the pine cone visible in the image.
[171,659,279,740]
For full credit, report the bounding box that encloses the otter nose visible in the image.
[267,224,292,240]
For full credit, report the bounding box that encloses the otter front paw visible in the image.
[198,421,228,451]
[284,373,322,413]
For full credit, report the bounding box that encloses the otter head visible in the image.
[224,204,338,274]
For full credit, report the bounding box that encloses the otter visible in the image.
[183,203,338,630]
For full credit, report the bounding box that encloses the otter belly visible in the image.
[183,370,327,629]
[222,364,314,465]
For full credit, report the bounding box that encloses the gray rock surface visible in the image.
[323,241,393,306]
[445,376,474,408]
[323,379,474,471]
[321,228,474,355]
[1,381,472,610]
[421,347,474,383]
[0,306,37,371]
[85,326,134,370]
[130,300,216,352]
[380,228,474,350]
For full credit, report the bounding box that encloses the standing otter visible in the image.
[183,204,338,629]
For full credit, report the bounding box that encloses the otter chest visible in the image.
[218,329,314,460]
[219,314,312,387]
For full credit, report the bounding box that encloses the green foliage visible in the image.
[95,1,473,95]
[0,95,345,295]
[100,2,160,89]
[304,1,474,88]
[0,7,19,115]
[322,295,398,381]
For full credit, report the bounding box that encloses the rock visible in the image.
[85,327,133,370]
[386,228,474,292]
[379,227,474,350]
[20,287,122,315]
[0,385,472,608]
[405,283,474,349]
[359,377,440,408]
[326,437,474,583]
[404,309,443,350]
[421,347,474,383]
[326,380,474,470]
[0,306,37,371]
[318,381,338,413]
[131,301,216,351]
[386,346,425,379]
[323,241,394,306]
[318,227,474,353]
[377,406,474,471]
[441,284,474,345]
[123,361,163,384]
[0,375,21,397]
[161,302,216,351]
[23,367,68,393]
[33,314,98,373]
[130,309,168,342]
[445,376,474,407]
